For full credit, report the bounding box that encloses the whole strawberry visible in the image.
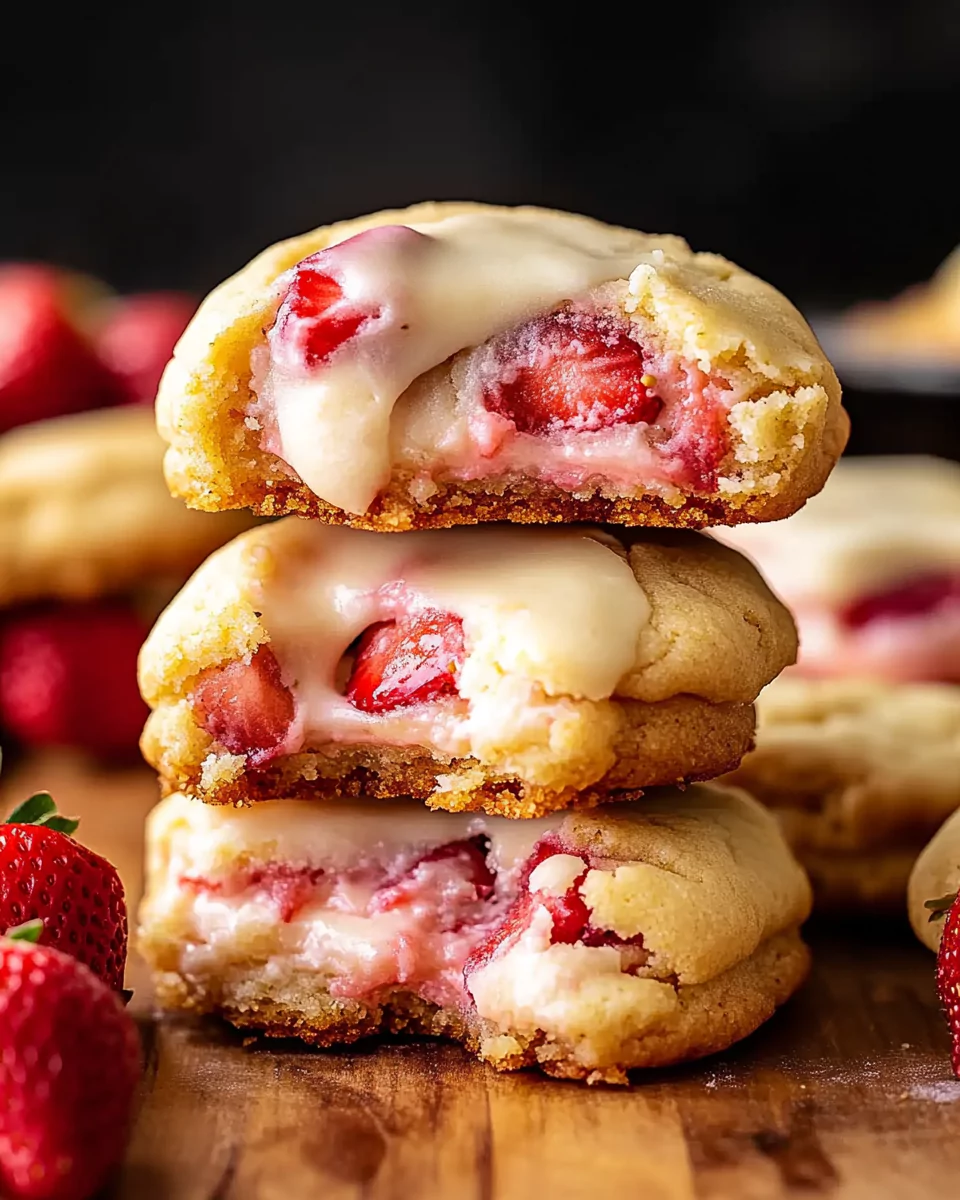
[0,264,114,435]
[927,889,960,1076]
[0,791,127,990]
[0,922,140,1200]
[94,292,195,406]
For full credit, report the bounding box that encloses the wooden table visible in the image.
[4,754,960,1200]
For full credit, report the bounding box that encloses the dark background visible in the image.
[2,0,958,318]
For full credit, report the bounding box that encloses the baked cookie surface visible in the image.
[157,202,846,530]
[139,782,812,1084]
[715,456,960,682]
[139,519,797,816]
[0,406,252,607]
[723,676,960,910]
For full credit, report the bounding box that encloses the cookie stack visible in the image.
[137,203,846,1083]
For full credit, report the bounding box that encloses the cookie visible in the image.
[723,676,960,910]
[909,808,960,952]
[139,781,812,1084]
[138,519,797,817]
[157,201,846,531]
[0,406,252,607]
[715,456,960,682]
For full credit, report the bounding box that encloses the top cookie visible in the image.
[0,406,253,607]
[158,202,846,531]
[716,456,960,682]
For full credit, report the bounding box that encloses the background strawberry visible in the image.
[0,923,140,1200]
[94,291,195,405]
[0,264,114,435]
[0,791,127,990]
[0,602,150,758]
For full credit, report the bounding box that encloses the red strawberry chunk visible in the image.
[95,291,195,405]
[0,603,150,757]
[191,644,295,761]
[346,609,465,714]
[482,308,663,435]
[841,572,960,629]
[0,265,114,435]
[661,386,729,490]
[0,823,128,991]
[270,254,379,369]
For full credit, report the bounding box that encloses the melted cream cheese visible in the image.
[251,522,649,760]
[253,211,661,513]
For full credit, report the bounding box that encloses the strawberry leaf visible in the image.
[2,791,79,834]
[925,892,958,922]
[6,918,43,943]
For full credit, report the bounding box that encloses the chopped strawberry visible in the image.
[271,254,378,369]
[191,644,295,762]
[372,837,495,916]
[0,603,150,757]
[933,889,960,1077]
[661,386,729,490]
[0,265,114,435]
[346,609,465,714]
[245,863,325,922]
[0,927,140,1200]
[841,572,960,629]
[482,308,663,435]
[95,291,195,405]
[0,792,127,990]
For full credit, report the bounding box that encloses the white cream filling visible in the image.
[250,523,649,773]
[251,212,665,514]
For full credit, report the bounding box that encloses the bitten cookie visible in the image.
[0,406,252,607]
[157,201,846,530]
[138,520,797,817]
[139,781,812,1085]
[723,676,960,911]
[715,456,960,683]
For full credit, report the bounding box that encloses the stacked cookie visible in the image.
[137,202,846,1083]
[718,457,960,911]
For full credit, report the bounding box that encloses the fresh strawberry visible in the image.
[0,264,114,435]
[482,308,663,435]
[0,791,127,990]
[346,610,465,714]
[841,572,960,629]
[0,923,140,1200]
[191,643,295,761]
[95,291,195,406]
[0,603,150,757]
[929,889,960,1076]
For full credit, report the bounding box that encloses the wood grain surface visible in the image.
[4,752,960,1200]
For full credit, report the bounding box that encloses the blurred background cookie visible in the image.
[0,266,253,763]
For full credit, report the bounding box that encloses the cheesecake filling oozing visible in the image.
[247,213,754,514]
[189,525,649,784]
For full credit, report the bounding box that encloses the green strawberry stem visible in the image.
[925,892,958,923]
[6,918,43,943]
[3,791,80,836]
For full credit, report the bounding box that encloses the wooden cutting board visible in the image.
[4,753,960,1200]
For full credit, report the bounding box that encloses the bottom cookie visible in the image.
[140,783,812,1083]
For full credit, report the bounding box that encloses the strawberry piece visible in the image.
[0,603,150,757]
[270,253,379,369]
[482,308,663,435]
[0,934,140,1200]
[935,890,960,1077]
[0,794,127,991]
[841,572,960,629]
[191,644,295,761]
[245,863,325,923]
[662,387,729,490]
[95,291,195,405]
[346,610,465,714]
[371,837,495,916]
[0,265,114,435]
